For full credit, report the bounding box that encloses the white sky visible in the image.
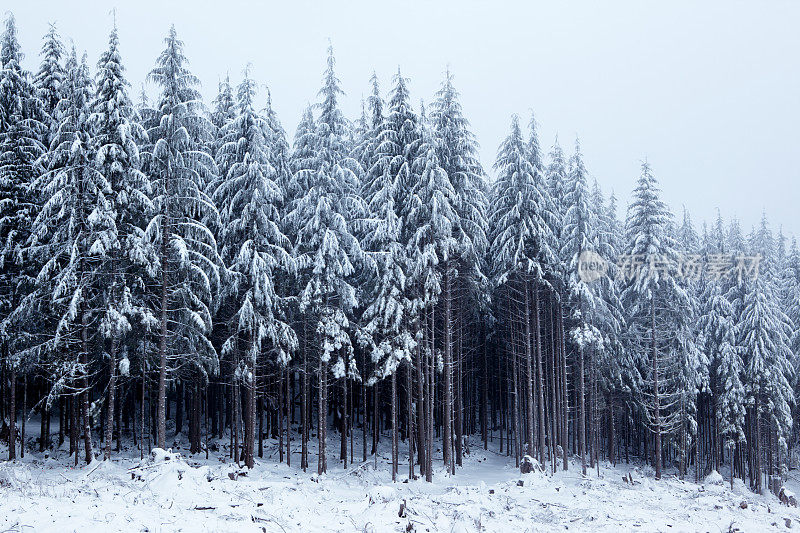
[7,0,800,241]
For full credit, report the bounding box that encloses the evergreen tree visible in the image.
[143,26,221,450]
[620,161,688,480]
[24,49,101,464]
[34,23,64,149]
[740,274,794,492]
[287,44,363,474]
[0,14,47,461]
[89,25,154,459]
[213,71,296,468]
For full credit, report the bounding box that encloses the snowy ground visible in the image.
[2,431,800,532]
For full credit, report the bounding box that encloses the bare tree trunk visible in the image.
[286,366,291,467]
[105,339,118,460]
[8,364,15,460]
[578,343,587,476]
[425,307,434,482]
[755,399,762,494]
[415,340,426,478]
[523,279,535,460]
[651,297,662,480]
[233,376,241,465]
[443,268,454,475]
[391,371,398,482]
[559,302,568,471]
[244,361,256,469]
[141,359,147,459]
[482,325,489,451]
[361,350,367,463]
[318,358,327,475]
[301,338,309,471]
[157,222,168,450]
[20,377,26,458]
[455,311,463,467]
[81,306,93,464]
[534,286,546,468]
[341,364,348,468]
[406,360,414,480]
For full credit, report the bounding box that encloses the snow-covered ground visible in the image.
[2,432,800,532]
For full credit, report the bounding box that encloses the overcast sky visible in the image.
[7,0,800,241]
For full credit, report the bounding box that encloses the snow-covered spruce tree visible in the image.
[407,100,460,481]
[620,161,690,480]
[143,26,221,450]
[287,44,363,475]
[360,69,421,481]
[0,13,46,461]
[429,70,489,473]
[488,114,554,468]
[33,23,64,151]
[785,238,800,361]
[210,75,235,161]
[738,214,794,493]
[672,207,701,480]
[560,138,599,475]
[213,71,296,468]
[351,71,383,185]
[588,179,625,472]
[544,137,572,471]
[699,280,744,487]
[262,87,292,206]
[740,272,794,493]
[24,49,102,465]
[286,103,318,471]
[89,25,154,459]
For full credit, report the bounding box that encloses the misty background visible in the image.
[7,0,799,240]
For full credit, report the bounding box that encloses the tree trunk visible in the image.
[524,279,535,460]
[244,363,255,469]
[406,360,414,480]
[81,306,93,464]
[443,268,454,475]
[534,286,546,467]
[391,371,398,482]
[341,366,347,468]
[651,297,662,480]
[415,341,426,478]
[318,358,327,475]
[301,335,309,471]
[286,366,291,467]
[105,338,118,460]
[8,364,15,460]
[559,302,568,471]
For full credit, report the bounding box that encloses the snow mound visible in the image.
[368,485,397,504]
[132,447,210,494]
[520,455,542,474]
[704,470,724,485]
[0,462,31,488]
[142,447,182,466]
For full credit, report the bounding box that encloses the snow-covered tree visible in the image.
[143,26,221,450]
[287,44,363,474]
[620,161,689,480]
[740,273,794,491]
[0,13,46,460]
[89,25,154,459]
[560,138,598,474]
[213,71,296,467]
[33,23,64,149]
[699,280,744,486]
[24,48,101,464]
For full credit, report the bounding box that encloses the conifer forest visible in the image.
[1,6,799,531]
